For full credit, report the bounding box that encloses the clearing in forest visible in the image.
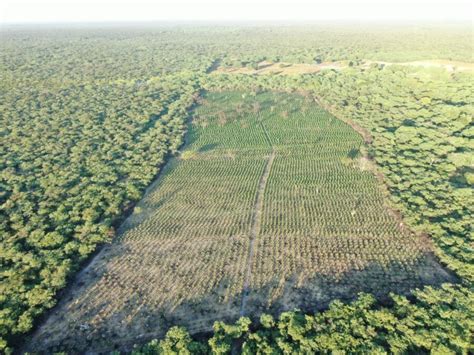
[213,59,474,75]
[25,92,454,352]
[214,61,344,75]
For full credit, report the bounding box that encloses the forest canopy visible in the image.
[0,24,473,352]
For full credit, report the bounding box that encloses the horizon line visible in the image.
[1,19,472,26]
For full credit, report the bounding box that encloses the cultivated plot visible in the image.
[26,92,453,352]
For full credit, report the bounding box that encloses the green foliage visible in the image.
[136,286,473,354]
[204,64,474,280]
[196,61,473,354]
[209,318,251,354]
[132,86,473,354]
[1,25,473,353]
[132,327,208,355]
[311,67,474,280]
[0,30,202,349]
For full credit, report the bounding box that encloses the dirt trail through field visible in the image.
[240,121,275,316]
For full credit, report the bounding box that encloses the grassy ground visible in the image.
[25,92,454,352]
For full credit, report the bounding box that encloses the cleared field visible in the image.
[25,92,454,352]
[214,61,343,75]
[213,60,474,75]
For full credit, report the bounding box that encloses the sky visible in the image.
[0,0,472,24]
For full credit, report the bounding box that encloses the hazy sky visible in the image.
[0,0,472,24]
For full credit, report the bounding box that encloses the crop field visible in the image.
[26,92,454,352]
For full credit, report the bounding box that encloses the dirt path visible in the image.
[240,121,275,316]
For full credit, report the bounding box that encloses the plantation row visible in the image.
[165,66,471,353]
[204,70,473,280]
[129,67,472,353]
[130,87,471,354]
[121,155,266,240]
[26,91,454,352]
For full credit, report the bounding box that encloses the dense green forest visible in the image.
[1,25,473,352]
[1,27,203,350]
